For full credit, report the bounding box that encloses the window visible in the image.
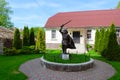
[116,29,120,37]
[87,30,91,39]
[51,30,56,39]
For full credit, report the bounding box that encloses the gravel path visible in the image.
[19,58,116,80]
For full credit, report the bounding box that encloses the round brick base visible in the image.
[40,57,94,72]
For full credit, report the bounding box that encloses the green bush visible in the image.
[94,23,120,61]
[18,49,32,55]
[94,29,100,51]
[22,45,35,50]
[23,26,29,46]
[3,46,43,56]
[4,48,18,56]
[29,45,35,50]
[29,28,35,45]
[36,28,46,53]
[12,28,22,49]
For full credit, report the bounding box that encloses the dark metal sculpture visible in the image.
[59,20,76,54]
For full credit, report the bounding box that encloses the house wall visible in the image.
[46,28,97,53]
[46,28,62,49]
[68,29,87,53]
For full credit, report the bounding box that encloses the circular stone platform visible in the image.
[40,57,94,72]
[19,58,116,80]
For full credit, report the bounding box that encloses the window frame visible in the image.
[51,29,56,39]
[87,29,92,40]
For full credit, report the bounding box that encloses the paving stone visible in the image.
[19,58,116,80]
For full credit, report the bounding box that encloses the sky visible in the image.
[6,0,119,28]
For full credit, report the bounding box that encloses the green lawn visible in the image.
[88,50,120,80]
[44,52,90,63]
[0,54,42,80]
[0,50,120,80]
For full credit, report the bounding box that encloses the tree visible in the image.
[23,26,29,46]
[98,28,105,53]
[0,0,13,27]
[103,24,120,60]
[116,1,120,9]
[12,28,21,49]
[94,29,100,51]
[30,27,35,45]
[36,28,45,53]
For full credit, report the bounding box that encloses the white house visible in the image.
[44,9,120,53]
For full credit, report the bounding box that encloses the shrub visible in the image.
[12,28,22,49]
[87,44,92,51]
[94,23,120,61]
[29,45,35,50]
[4,48,18,56]
[35,28,46,53]
[18,49,32,55]
[94,29,100,51]
[102,24,120,61]
[23,26,29,46]
[29,28,35,45]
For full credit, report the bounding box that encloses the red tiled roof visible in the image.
[45,9,120,28]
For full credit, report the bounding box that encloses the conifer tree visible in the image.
[94,29,100,51]
[99,28,105,53]
[101,29,109,54]
[30,27,35,45]
[95,23,120,61]
[12,28,21,49]
[23,26,29,46]
[36,28,45,53]
[103,24,119,60]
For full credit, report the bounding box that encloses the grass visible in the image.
[0,49,120,80]
[0,54,42,80]
[88,50,120,80]
[44,49,90,63]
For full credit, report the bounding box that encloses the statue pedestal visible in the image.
[62,54,69,60]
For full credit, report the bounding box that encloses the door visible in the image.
[73,31,80,43]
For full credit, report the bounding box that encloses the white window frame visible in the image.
[87,29,92,40]
[51,30,56,39]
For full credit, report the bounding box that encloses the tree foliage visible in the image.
[0,0,13,27]
[94,29,100,51]
[36,28,45,53]
[23,26,29,46]
[103,24,120,61]
[116,1,120,9]
[12,28,21,49]
[30,27,35,45]
[94,23,120,61]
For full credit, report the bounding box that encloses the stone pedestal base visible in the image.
[62,54,69,60]
[40,57,94,72]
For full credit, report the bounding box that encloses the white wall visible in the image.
[46,29,62,43]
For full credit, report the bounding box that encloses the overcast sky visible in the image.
[6,0,119,28]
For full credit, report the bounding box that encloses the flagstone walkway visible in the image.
[19,58,115,80]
